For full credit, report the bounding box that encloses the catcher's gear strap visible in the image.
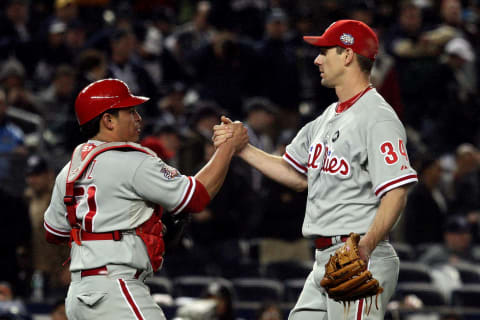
[64,142,157,244]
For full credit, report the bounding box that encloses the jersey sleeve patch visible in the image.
[160,164,180,180]
[283,152,308,175]
[374,173,418,198]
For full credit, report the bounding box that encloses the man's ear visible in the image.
[101,113,115,130]
[344,48,355,66]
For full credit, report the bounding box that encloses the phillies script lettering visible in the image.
[307,143,350,177]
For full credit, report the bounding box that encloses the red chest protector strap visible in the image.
[64,142,157,245]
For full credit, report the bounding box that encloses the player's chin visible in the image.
[321,78,334,88]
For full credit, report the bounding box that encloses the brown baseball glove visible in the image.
[320,233,383,313]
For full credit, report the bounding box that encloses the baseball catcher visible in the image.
[320,233,384,315]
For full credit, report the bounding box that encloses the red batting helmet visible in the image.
[75,78,149,125]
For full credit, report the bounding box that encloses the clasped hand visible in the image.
[212,116,248,153]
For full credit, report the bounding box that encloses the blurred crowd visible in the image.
[0,0,480,318]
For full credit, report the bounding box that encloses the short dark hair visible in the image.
[79,109,119,140]
[335,46,374,74]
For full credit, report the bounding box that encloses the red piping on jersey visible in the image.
[357,299,364,320]
[375,174,418,197]
[118,279,145,320]
[336,86,373,113]
[284,152,307,174]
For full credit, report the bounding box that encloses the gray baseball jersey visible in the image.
[44,140,197,272]
[284,88,417,237]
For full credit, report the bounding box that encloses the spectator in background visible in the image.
[33,21,72,87]
[188,29,259,118]
[255,9,300,128]
[24,155,69,300]
[258,129,310,266]
[166,1,214,76]
[37,64,79,151]
[108,28,158,117]
[203,282,235,320]
[64,20,87,59]
[75,49,108,92]
[53,0,78,26]
[155,81,188,133]
[256,302,283,320]
[403,154,448,245]
[0,58,39,117]
[0,282,30,319]
[243,97,277,190]
[451,144,480,229]
[178,101,221,176]
[137,7,184,88]
[0,0,36,74]
[0,188,30,298]
[0,86,27,181]
[419,215,478,266]
[140,124,181,166]
[0,87,25,156]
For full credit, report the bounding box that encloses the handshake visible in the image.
[212,116,249,154]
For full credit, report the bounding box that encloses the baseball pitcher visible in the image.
[214,20,418,319]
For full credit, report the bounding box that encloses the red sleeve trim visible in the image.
[374,174,418,198]
[171,176,195,215]
[44,221,70,237]
[283,152,308,175]
[171,178,211,214]
[45,230,69,244]
[183,179,210,213]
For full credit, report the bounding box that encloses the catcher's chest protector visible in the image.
[64,142,165,271]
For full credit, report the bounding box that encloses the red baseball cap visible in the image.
[303,20,379,60]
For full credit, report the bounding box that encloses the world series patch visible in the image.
[340,33,354,45]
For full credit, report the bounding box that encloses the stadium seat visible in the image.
[451,284,480,307]
[398,262,432,283]
[233,278,284,303]
[220,260,262,279]
[145,276,173,295]
[415,243,439,259]
[391,242,415,261]
[454,262,480,284]
[173,277,233,298]
[396,282,447,306]
[264,261,312,280]
[284,279,305,302]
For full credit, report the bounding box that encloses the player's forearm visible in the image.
[363,186,409,250]
[195,143,235,198]
[238,144,307,192]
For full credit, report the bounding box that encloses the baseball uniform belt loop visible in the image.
[315,235,350,250]
[112,230,121,241]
